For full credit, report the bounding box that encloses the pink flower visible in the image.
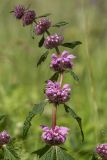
[96,144,107,160]
[50,50,76,72]
[45,80,71,104]
[41,125,69,145]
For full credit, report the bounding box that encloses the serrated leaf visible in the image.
[52,21,68,28]
[39,35,45,48]
[56,147,75,160]
[64,104,84,142]
[3,144,20,160]
[39,146,74,160]
[37,51,49,67]
[36,13,51,18]
[61,41,82,49]
[23,101,47,138]
[49,72,59,82]
[32,145,51,158]
[40,146,56,160]
[70,71,79,82]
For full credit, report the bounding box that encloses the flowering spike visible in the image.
[41,125,69,145]
[44,34,64,49]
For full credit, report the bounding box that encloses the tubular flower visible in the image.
[22,10,36,26]
[13,5,25,19]
[0,131,10,146]
[41,125,69,145]
[45,80,71,104]
[50,50,76,72]
[96,144,107,160]
[44,34,64,49]
[35,18,51,35]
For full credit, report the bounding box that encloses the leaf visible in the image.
[0,114,6,122]
[23,101,47,138]
[36,13,51,18]
[40,146,56,160]
[91,154,98,160]
[37,51,49,67]
[32,145,51,158]
[61,41,82,49]
[70,71,79,82]
[49,72,59,81]
[39,35,45,48]
[39,146,75,160]
[52,21,68,28]
[64,104,84,142]
[3,144,20,160]
[56,147,75,160]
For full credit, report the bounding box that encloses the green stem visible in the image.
[52,104,57,129]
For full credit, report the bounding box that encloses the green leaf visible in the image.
[0,114,6,122]
[91,154,98,160]
[49,72,59,81]
[37,51,49,67]
[39,146,75,160]
[23,101,47,138]
[36,13,51,18]
[70,71,79,82]
[3,144,20,160]
[64,104,84,142]
[61,41,82,49]
[39,35,45,48]
[52,21,68,28]
[32,145,51,158]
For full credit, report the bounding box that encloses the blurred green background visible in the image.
[0,0,107,159]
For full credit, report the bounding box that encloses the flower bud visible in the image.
[13,5,25,19]
[35,18,51,35]
[44,34,64,49]
[22,10,36,26]
[96,144,107,160]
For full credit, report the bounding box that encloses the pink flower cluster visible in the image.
[13,5,36,26]
[44,34,64,49]
[0,131,10,146]
[45,80,71,104]
[41,125,69,145]
[35,18,51,35]
[96,144,107,160]
[50,50,76,72]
